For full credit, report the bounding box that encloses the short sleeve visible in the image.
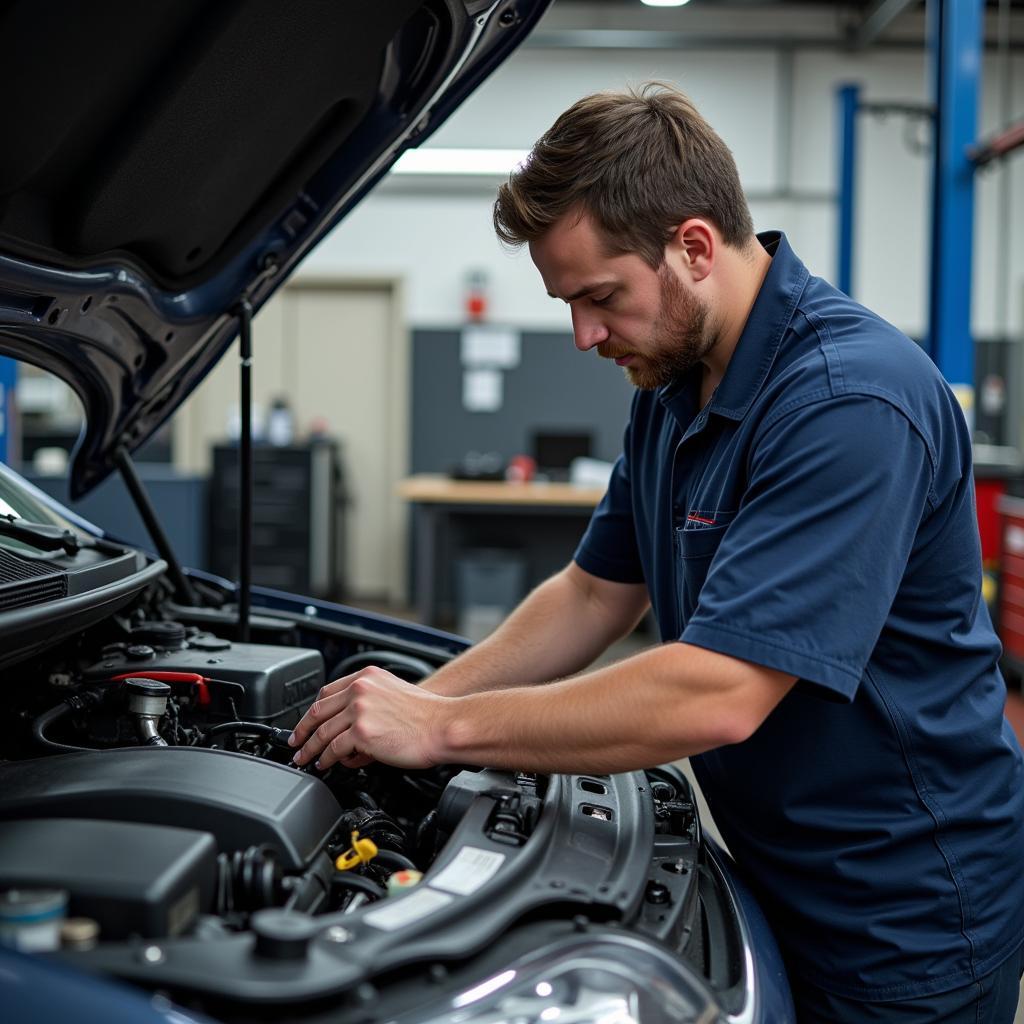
[682,395,934,701]
[574,423,646,585]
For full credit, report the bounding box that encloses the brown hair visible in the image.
[493,82,753,267]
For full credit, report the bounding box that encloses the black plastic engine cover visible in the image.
[0,748,342,869]
[0,818,216,939]
[84,640,325,725]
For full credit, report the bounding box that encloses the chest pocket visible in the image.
[675,511,737,624]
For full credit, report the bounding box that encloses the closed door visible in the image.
[174,278,408,602]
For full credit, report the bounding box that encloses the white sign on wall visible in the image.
[460,325,520,369]
[462,368,503,412]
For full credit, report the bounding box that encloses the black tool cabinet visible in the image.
[208,441,344,598]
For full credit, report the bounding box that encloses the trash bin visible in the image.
[455,549,526,643]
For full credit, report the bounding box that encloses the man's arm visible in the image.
[436,644,795,773]
[288,642,796,774]
[419,562,650,697]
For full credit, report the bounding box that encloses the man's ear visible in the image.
[667,219,715,283]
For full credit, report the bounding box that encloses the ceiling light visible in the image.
[392,148,529,176]
[640,0,691,6]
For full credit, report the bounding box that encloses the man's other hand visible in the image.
[288,666,449,771]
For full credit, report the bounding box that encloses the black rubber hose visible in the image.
[415,809,439,862]
[372,849,418,873]
[32,703,91,754]
[330,873,386,902]
[204,721,293,747]
[330,651,435,683]
[353,789,379,810]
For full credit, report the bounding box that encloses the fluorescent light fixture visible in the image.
[392,148,529,176]
[641,0,691,6]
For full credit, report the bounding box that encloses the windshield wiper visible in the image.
[0,514,81,555]
[0,514,124,558]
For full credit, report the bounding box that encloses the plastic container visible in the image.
[0,888,68,952]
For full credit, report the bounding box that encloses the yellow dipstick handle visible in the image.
[335,830,378,872]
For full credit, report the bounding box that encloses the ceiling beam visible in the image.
[849,0,920,50]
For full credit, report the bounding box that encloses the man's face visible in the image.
[530,210,714,390]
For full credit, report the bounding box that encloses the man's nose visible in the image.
[571,308,609,351]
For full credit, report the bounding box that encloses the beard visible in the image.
[599,263,714,391]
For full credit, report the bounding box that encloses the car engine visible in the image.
[0,585,720,1023]
[0,592,458,968]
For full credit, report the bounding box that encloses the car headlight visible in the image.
[390,931,720,1024]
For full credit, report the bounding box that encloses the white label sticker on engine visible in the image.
[363,887,452,931]
[428,847,506,896]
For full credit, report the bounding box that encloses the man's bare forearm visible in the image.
[288,640,797,774]
[432,644,797,774]
[419,564,648,697]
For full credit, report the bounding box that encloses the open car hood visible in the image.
[0,0,549,498]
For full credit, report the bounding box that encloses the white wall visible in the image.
[302,39,1024,341]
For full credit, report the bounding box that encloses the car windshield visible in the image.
[0,469,84,556]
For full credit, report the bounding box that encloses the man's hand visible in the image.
[288,666,450,771]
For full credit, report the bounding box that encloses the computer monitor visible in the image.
[532,430,592,479]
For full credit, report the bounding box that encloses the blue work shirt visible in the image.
[574,232,1024,1000]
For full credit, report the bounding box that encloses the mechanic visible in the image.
[290,84,1024,1022]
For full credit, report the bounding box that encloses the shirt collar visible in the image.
[659,230,809,424]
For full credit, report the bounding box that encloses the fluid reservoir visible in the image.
[386,870,423,896]
[0,888,68,952]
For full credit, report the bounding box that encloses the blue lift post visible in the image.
[835,88,932,301]
[836,84,861,297]
[0,357,17,465]
[926,0,983,425]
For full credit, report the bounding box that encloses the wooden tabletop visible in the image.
[396,474,606,507]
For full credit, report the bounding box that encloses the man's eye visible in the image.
[592,293,614,306]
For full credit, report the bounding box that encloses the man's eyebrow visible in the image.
[547,281,616,302]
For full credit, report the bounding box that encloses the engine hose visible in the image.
[337,807,409,857]
[352,789,379,810]
[415,809,439,862]
[236,846,282,910]
[329,650,435,683]
[216,846,283,914]
[204,721,293,747]
[32,702,92,754]
[372,848,418,873]
[330,872,386,904]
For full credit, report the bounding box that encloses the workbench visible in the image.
[396,474,605,629]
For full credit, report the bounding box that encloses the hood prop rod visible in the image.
[114,446,196,605]
[235,298,254,643]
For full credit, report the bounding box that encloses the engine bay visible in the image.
[0,582,716,1020]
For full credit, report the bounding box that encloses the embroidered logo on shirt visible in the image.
[686,512,717,527]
